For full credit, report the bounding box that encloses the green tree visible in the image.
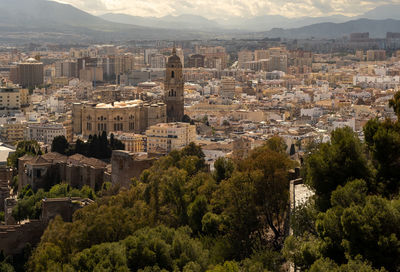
[304,127,372,211]
[212,138,294,256]
[309,258,385,272]
[364,118,400,196]
[389,90,400,119]
[284,180,400,271]
[71,242,128,272]
[51,136,70,155]
[213,157,234,183]
[0,262,15,272]
[188,195,209,234]
[7,140,42,169]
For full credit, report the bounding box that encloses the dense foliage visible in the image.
[7,141,42,169]
[51,132,124,159]
[27,139,293,271]
[7,93,400,272]
[284,93,400,271]
[12,184,96,223]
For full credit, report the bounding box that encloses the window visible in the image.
[171,71,175,78]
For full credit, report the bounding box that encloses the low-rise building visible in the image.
[0,122,26,144]
[18,152,108,192]
[25,121,67,145]
[0,85,21,114]
[112,132,147,153]
[146,122,196,154]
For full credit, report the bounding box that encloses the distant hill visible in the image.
[0,0,215,43]
[218,15,350,31]
[100,13,220,31]
[260,19,400,39]
[2,0,400,43]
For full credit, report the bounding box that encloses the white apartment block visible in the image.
[25,122,67,145]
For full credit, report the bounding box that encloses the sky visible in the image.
[53,0,399,19]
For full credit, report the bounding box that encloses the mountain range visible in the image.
[2,0,400,43]
[100,4,400,32]
[0,0,216,43]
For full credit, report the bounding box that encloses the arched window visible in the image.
[171,71,175,78]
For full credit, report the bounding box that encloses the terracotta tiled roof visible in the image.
[67,154,107,168]
[27,156,51,166]
[41,152,68,163]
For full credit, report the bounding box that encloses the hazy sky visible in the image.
[53,0,398,19]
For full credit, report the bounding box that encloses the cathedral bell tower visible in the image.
[164,47,184,122]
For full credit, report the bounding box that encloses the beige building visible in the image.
[366,50,386,61]
[0,85,22,113]
[79,67,103,82]
[238,50,254,69]
[197,46,228,69]
[0,122,26,144]
[146,122,196,154]
[19,88,29,107]
[254,50,270,61]
[220,77,236,100]
[62,119,73,143]
[72,100,166,137]
[112,132,146,153]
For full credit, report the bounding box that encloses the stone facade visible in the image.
[72,100,166,137]
[164,48,184,123]
[0,197,92,256]
[18,152,108,192]
[111,150,156,188]
[0,220,45,256]
[41,197,93,223]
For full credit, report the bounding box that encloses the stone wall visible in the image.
[0,220,45,256]
[111,150,156,188]
[41,197,87,223]
[0,197,92,257]
[19,155,108,192]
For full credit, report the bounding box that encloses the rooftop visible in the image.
[0,144,14,164]
[95,100,144,109]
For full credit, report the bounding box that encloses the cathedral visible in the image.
[164,47,184,122]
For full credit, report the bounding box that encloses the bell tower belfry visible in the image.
[164,47,184,122]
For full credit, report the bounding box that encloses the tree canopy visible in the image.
[51,133,125,159]
[27,140,295,271]
[284,92,400,271]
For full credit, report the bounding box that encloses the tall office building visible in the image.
[164,48,184,123]
[238,50,254,69]
[10,58,44,88]
[188,54,205,68]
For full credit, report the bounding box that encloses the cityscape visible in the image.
[1,0,400,271]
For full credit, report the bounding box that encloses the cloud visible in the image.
[52,0,400,19]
